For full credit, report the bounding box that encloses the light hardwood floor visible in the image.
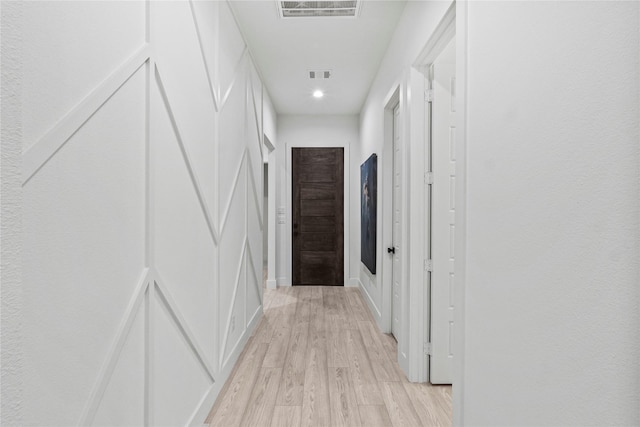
[206,285,452,427]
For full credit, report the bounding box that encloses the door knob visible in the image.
[387,247,395,254]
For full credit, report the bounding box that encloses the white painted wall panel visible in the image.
[219,170,247,365]
[461,2,640,425]
[92,302,146,427]
[153,294,212,426]
[218,2,247,98]
[22,69,146,426]
[152,80,216,363]
[152,0,218,213]
[22,1,145,150]
[11,0,268,424]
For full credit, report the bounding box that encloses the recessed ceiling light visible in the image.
[313,90,324,99]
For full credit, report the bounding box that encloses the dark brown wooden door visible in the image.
[292,148,344,286]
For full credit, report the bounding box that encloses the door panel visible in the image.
[430,38,456,384]
[293,147,344,286]
[391,104,402,339]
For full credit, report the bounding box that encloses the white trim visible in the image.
[220,150,248,237]
[154,273,217,383]
[276,277,290,287]
[381,86,401,337]
[453,1,467,423]
[286,142,351,286]
[79,269,151,426]
[356,277,383,323]
[219,243,248,367]
[345,277,359,288]
[413,2,457,70]
[188,0,219,112]
[22,45,151,185]
[154,63,220,245]
[266,144,277,290]
[407,67,428,382]
[247,149,264,230]
[186,307,262,427]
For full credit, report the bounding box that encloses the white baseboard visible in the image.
[266,279,277,289]
[276,277,290,287]
[187,307,263,426]
[347,277,360,287]
[357,277,382,326]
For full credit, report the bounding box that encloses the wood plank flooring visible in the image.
[206,285,452,427]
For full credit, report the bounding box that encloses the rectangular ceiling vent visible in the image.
[278,1,361,18]
[309,70,332,79]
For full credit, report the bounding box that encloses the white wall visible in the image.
[3,1,271,425]
[1,1,25,423]
[275,114,359,286]
[358,1,452,377]
[459,2,640,425]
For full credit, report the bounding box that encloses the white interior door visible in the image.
[391,103,402,340]
[430,37,456,384]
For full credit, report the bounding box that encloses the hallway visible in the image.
[206,286,451,426]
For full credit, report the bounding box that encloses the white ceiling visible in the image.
[229,0,407,115]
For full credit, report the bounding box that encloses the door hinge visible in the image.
[425,89,433,103]
[424,259,433,272]
[424,342,432,355]
[424,172,433,185]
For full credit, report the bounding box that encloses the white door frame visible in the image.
[401,1,457,383]
[285,142,351,286]
[412,1,469,422]
[265,134,277,289]
[381,87,400,335]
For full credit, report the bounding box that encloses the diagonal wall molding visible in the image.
[187,0,220,112]
[248,72,264,160]
[246,149,264,231]
[218,47,249,112]
[245,241,263,306]
[23,44,151,185]
[154,271,217,383]
[219,242,248,368]
[219,149,247,237]
[154,63,219,245]
[78,268,151,426]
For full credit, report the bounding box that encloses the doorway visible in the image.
[291,147,344,286]
[390,103,402,340]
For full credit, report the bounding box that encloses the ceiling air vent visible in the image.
[278,1,361,18]
[309,70,332,79]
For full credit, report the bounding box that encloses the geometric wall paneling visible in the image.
[151,0,218,215]
[247,149,265,231]
[91,284,146,427]
[247,164,264,265]
[219,170,247,366]
[22,66,147,426]
[247,62,264,158]
[80,273,150,426]
[154,276,216,384]
[22,45,151,185]
[154,65,219,244]
[20,0,269,423]
[187,0,221,111]
[245,240,263,329]
[221,247,247,367]
[219,62,250,218]
[21,0,146,151]
[218,1,248,106]
[151,69,217,364]
[152,282,213,426]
